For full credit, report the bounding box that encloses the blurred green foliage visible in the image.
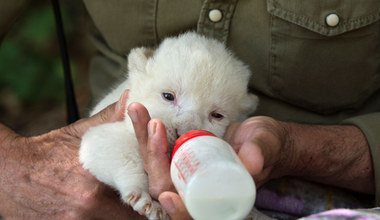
[0,3,75,104]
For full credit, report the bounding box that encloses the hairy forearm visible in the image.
[282,122,374,194]
[0,123,25,214]
[0,123,21,177]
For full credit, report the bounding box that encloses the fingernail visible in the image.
[160,196,176,214]
[127,110,138,123]
[115,90,128,112]
[148,120,157,137]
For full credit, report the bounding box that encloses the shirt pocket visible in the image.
[267,0,380,114]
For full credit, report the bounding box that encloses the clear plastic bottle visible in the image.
[170,130,256,220]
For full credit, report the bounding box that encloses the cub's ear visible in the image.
[241,93,259,115]
[127,47,155,73]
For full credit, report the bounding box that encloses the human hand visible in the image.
[0,90,145,219]
[129,109,374,218]
[224,116,374,194]
[223,116,291,187]
[128,103,192,220]
[128,112,291,219]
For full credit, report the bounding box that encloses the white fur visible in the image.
[79,32,258,220]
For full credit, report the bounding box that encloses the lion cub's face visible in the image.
[126,33,258,145]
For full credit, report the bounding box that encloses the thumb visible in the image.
[62,90,129,137]
[238,141,264,178]
[159,192,192,220]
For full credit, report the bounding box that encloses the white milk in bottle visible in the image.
[170,130,256,220]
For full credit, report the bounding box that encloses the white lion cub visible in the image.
[79,32,258,219]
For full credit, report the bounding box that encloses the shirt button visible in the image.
[326,13,340,27]
[208,9,223,22]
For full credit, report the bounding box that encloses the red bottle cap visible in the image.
[171,130,216,160]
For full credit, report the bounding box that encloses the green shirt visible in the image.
[83,0,380,204]
[2,0,380,204]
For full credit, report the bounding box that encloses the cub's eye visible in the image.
[162,92,175,101]
[210,112,224,120]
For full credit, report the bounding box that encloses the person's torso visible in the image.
[84,0,380,123]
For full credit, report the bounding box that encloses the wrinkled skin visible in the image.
[129,103,374,220]
[0,90,145,220]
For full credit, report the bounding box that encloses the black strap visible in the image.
[51,0,79,124]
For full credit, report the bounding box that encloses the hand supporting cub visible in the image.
[0,90,145,220]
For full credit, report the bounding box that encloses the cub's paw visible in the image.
[124,190,169,220]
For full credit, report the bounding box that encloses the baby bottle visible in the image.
[170,130,256,220]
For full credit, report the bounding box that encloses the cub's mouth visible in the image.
[165,127,179,154]
[175,129,180,139]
